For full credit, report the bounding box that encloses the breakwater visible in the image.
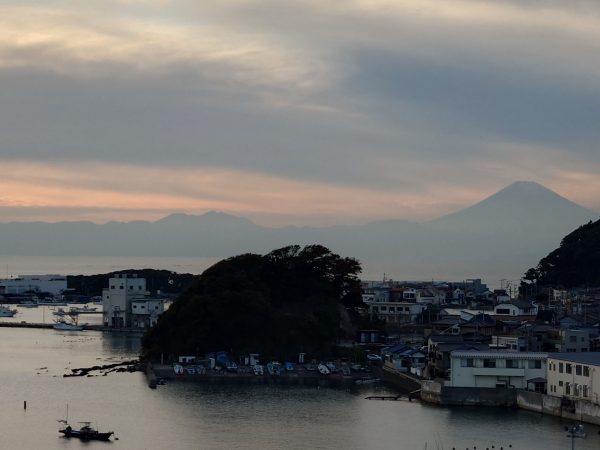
[149,363,378,389]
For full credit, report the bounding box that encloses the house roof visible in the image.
[511,299,534,309]
[428,334,464,344]
[452,350,548,359]
[466,313,496,326]
[548,352,600,366]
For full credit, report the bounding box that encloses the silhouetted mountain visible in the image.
[0,182,597,282]
[428,181,595,237]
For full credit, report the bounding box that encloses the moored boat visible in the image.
[53,318,84,331]
[58,421,113,441]
[0,305,17,317]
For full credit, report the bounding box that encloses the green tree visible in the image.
[142,245,362,360]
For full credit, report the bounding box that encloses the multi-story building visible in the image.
[557,329,590,353]
[449,351,548,390]
[102,274,147,327]
[131,298,165,329]
[547,353,600,403]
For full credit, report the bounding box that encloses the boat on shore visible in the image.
[317,363,330,375]
[58,421,113,441]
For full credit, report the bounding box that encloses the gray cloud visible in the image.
[1,0,599,222]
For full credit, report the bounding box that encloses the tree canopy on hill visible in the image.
[142,245,362,360]
[524,219,600,288]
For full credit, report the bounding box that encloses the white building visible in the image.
[416,288,445,305]
[365,301,426,323]
[547,353,600,403]
[131,298,165,328]
[493,300,538,317]
[0,275,67,296]
[449,351,548,389]
[490,335,531,352]
[102,274,147,328]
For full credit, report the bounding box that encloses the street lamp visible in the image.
[565,423,586,450]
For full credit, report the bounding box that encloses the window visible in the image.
[119,285,124,290]
[576,365,582,376]
[566,383,571,395]
[583,386,589,397]
[496,308,510,314]
[461,359,474,367]
[573,384,579,396]
[506,360,519,369]
[570,335,577,343]
[566,364,572,374]
[559,362,564,373]
[583,366,590,377]
[529,360,542,369]
[138,286,142,290]
[129,285,133,290]
[483,359,496,368]
[559,380,563,387]
[110,285,115,289]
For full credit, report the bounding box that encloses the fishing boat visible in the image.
[57,405,114,441]
[53,317,84,331]
[58,421,113,441]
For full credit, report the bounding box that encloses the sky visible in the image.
[1,0,599,226]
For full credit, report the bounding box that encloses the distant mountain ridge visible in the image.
[0,181,597,282]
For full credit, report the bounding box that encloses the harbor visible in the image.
[1,325,596,450]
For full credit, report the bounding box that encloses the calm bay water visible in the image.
[0,327,598,450]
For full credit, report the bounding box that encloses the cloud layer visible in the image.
[1,0,599,224]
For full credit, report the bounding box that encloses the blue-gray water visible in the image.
[1,326,598,450]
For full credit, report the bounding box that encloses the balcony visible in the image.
[472,368,525,377]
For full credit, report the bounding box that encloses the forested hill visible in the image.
[142,245,362,360]
[524,219,600,288]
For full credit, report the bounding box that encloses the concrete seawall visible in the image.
[421,381,600,425]
[421,380,516,406]
[517,390,600,425]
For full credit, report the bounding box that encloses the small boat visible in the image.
[53,318,84,331]
[58,421,113,441]
[266,361,282,375]
[317,363,330,375]
[0,305,17,317]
